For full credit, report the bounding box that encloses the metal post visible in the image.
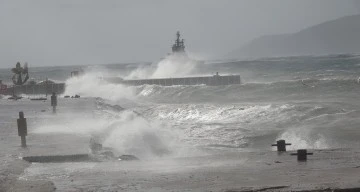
[21,135,26,148]
[291,149,313,161]
[51,92,57,113]
[45,78,48,97]
[271,140,292,152]
[17,111,27,148]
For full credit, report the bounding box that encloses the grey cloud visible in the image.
[0,0,358,67]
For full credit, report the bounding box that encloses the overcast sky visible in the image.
[0,0,359,67]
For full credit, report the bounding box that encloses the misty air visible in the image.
[1,0,360,191]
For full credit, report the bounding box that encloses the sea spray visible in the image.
[64,72,136,101]
[53,55,360,156]
[276,128,330,150]
[33,100,189,159]
[126,54,198,79]
[101,111,172,159]
[151,54,197,78]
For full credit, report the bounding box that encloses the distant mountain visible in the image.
[228,14,360,58]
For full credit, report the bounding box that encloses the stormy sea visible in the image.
[1,54,360,191]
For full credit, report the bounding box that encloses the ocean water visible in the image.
[2,54,360,156]
[1,54,360,190]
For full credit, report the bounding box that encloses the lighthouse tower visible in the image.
[171,31,185,53]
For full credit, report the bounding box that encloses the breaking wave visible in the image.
[61,70,360,152]
[138,102,360,151]
[63,72,137,102]
[32,97,195,159]
[58,54,360,155]
[131,78,360,103]
[126,54,198,79]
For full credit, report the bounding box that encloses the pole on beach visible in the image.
[51,92,57,113]
[17,111,27,148]
[291,149,313,161]
[271,140,291,152]
[12,85,15,98]
[45,78,48,97]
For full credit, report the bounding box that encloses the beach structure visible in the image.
[17,112,27,148]
[11,62,29,85]
[105,73,241,86]
[272,140,292,152]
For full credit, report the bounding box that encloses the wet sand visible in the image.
[16,147,360,192]
[0,157,55,192]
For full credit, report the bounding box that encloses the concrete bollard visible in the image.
[51,92,57,113]
[291,149,313,161]
[17,112,27,148]
[271,140,291,152]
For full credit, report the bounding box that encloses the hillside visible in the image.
[228,14,360,58]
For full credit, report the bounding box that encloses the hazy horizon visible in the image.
[0,0,359,68]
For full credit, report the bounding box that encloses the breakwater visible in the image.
[1,83,66,95]
[0,74,241,96]
[106,74,241,86]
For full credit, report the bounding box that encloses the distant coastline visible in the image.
[228,14,360,59]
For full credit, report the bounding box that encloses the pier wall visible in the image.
[121,75,241,86]
[0,75,241,95]
[1,83,65,95]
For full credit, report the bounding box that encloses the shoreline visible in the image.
[0,157,55,192]
[15,149,360,192]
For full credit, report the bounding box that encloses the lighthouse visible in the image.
[171,31,186,53]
